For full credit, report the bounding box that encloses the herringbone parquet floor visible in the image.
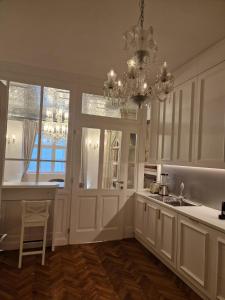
[0,239,202,300]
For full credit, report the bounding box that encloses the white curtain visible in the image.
[22,120,38,181]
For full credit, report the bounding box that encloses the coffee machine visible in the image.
[159,173,169,196]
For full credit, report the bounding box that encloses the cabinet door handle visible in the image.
[157,209,161,219]
[144,203,147,212]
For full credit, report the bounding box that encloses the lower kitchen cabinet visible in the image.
[215,232,225,300]
[135,196,146,238]
[145,201,159,248]
[177,215,215,298]
[135,194,225,300]
[159,207,177,267]
[134,195,177,268]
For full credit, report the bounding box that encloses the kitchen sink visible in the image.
[149,194,199,207]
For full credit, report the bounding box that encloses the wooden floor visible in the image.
[0,239,202,300]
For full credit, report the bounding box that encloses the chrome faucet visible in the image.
[179,182,185,198]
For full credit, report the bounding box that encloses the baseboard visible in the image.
[124,226,134,238]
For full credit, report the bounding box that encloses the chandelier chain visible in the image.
[139,0,145,29]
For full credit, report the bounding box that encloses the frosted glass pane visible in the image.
[82,93,137,120]
[6,81,40,160]
[102,130,122,189]
[79,128,100,189]
[127,133,137,189]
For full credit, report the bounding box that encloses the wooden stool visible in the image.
[18,200,51,269]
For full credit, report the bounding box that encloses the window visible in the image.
[79,128,100,189]
[82,93,137,120]
[4,82,70,185]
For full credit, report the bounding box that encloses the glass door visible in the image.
[69,125,137,244]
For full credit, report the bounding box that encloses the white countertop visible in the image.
[136,190,225,234]
[1,182,60,189]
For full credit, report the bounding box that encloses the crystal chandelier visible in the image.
[43,108,68,141]
[104,0,174,108]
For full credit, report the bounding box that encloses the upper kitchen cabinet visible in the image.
[153,78,196,164]
[172,79,196,163]
[194,61,225,168]
[161,94,174,161]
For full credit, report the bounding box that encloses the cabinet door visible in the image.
[173,80,195,162]
[161,93,174,161]
[157,101,165,161]
[177,215,212,297]
[194,61,225,168]
[145,202,159,248]
[159,208,177,267]
[215,234,225,300]
[134,196,145,237]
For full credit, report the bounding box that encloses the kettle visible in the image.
[149,181,160,194]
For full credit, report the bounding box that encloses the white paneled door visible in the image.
[69,120,138,244]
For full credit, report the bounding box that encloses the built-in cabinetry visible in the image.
[149,60,225,169]
[135,195,177,268]
[135,193,225,300]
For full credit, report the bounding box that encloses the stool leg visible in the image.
[41,221,48,265]
[18,224,24,269]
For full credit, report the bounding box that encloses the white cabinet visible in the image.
[173,80,195,162]
[135,195,177,268]
[135,196,146,238]
[149,60,225,169]
[135,194,224,300]
[159,207,177,267]
[161,95,174,161]
[194,61,225,168]
[145,201,159,248]
[177,215,215,298]
[215,232,225,300]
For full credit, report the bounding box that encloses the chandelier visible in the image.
[43,108,68,141]
[104,0,174,108]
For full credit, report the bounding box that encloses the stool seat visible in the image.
[18,200,51,268]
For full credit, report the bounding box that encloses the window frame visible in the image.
[3,80,70,183]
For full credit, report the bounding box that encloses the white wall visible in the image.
[4,120,24,182]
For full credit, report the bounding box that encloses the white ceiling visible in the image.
[0,0,225,80]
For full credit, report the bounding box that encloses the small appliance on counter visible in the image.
[149,181,160,194]
[219,201,225,220]
[159,173,169,196]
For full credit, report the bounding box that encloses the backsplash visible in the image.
[163,165,225,210]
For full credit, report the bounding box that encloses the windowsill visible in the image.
[1,181,61,189]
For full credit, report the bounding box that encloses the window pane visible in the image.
[127,133,137,189]
[27,161,37,173]
[38,164,65,183]
[102,130,122,189]
[41,148,52,160]
[40,161,52,173]
[55,149,66,161]
[82,93,137,120]
[41,87,69,158]
[5,81,41,160]
[127,164,135,189]
[54,162,65,173]
[4,160,36,183]
[79,128,100,189]
[128,133,137,163]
